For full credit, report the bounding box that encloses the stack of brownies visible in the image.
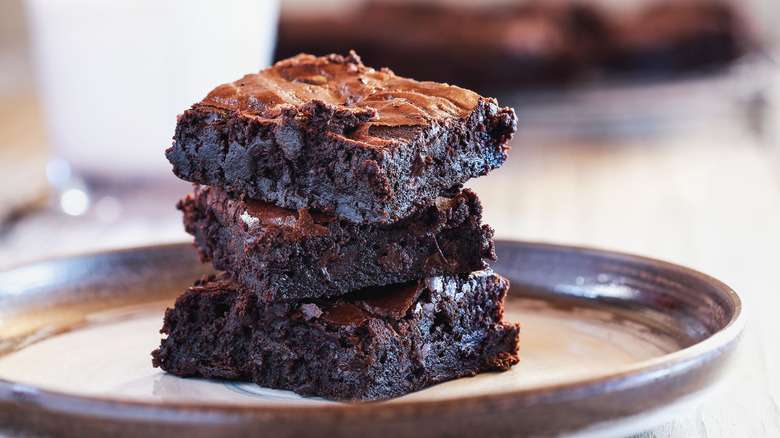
[152,52,520,401]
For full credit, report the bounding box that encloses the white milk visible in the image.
[24,0,280,183]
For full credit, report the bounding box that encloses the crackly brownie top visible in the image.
[197,52,488,142]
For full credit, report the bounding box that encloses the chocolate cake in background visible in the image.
[274,0,753,93]
[274,2,608,91]
[604,2,747,73]
[153,52,520,401]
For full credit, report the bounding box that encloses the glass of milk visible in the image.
[24,0,280,217]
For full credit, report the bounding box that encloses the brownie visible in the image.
[165,52,516,225]
[178,185,495,301]
[151,270,520,401]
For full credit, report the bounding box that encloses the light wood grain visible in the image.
[469,117,780,437]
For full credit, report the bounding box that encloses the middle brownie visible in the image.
[179,185,496,301]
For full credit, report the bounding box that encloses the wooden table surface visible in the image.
[2,60,780,436]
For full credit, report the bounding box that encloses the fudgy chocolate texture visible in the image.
[179,184,495,301]
[151,270,520,402]
[166,52,516,224]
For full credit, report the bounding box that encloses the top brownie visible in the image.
[166,52,516,224]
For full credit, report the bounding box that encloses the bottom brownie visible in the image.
[151,270,520,402]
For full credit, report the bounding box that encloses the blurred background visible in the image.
[1,0,780,435]
[1,0,779,265]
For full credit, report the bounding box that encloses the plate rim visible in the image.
[0,241,746,432]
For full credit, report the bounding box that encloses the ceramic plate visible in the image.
[0,241,744,437]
